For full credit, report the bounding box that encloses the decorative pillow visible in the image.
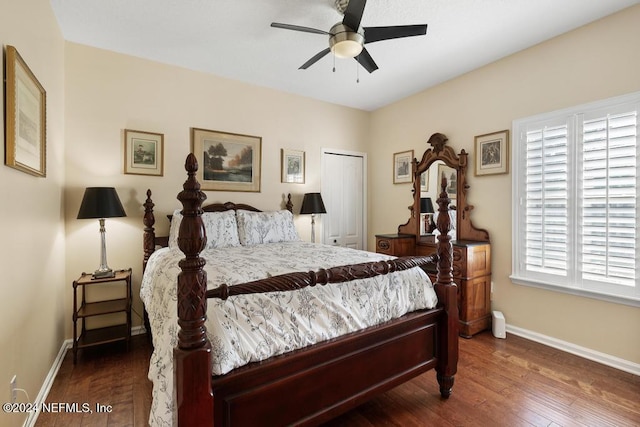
[168,210,241,249]
[236,209,300,246]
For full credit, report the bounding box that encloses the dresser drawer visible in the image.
[375,234,414,257]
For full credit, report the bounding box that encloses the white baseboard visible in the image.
[25,326,148,427]
[506,324,640,376]
[24,339,72,427]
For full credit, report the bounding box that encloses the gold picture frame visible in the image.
[4,45,46,177]
[191,127,261,192]
[124,129,164,176]
[281,148,305,183]
[475,130,509,176]
[393,150,414,184]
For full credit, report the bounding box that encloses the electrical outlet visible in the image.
[10,375,17,403]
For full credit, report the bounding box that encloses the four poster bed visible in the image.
[141,153,459,426]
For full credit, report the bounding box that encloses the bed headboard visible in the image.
[142,190,293,271]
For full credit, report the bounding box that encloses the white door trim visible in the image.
[321,148,368,249]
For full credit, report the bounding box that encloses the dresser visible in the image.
[375,234,492,338]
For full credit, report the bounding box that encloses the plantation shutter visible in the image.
[579,110,637,288]
[513,92,640,304]
[524,124,569,277]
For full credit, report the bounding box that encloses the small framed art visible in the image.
[281,149,305,183]
[124,129,164,176]
[191,127,262,192]
[475,130,509,176]
[393,150,414,184]
[437,163,457,200]
[4,45,47,177]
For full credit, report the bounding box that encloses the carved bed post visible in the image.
[434,174,459,398]
[174,153,214,426]
[143,189,156,272]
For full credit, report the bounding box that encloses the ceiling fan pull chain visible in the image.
[333,51,336,73]
[356,56,360,83]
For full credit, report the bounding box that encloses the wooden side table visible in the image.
[72,268,132,364]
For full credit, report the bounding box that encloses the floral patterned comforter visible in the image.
[140,241,437,427]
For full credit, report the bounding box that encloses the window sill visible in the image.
[510,275,640,308]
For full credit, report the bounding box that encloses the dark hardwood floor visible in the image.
[36,332,639,426]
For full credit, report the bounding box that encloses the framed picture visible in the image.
[475,130,509,176]
[420,171,429,192]
[393,150,414,184]
[124,129,164,176]
[4,45,46,177]
[437,163,457,200]
[281,149,305,183]
[191,127,261,192]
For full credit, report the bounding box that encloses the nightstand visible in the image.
[72,268,132,364]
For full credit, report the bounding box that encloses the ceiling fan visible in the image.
[271,0,427,73]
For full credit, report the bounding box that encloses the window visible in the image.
[512,92,640,306]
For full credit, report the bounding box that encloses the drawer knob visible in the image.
[378,240,390,250]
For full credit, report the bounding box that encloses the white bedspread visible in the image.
[140,241,437,427]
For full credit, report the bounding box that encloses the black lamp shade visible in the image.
[300,192,327,215]
[77,187,126,219]
[420,197,434,214]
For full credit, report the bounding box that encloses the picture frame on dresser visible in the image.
[124,129,164,176]
[191,127,262,192]
[4,45,47,177]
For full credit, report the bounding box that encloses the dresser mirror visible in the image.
[398,133,489,244]
[380,132,492,337]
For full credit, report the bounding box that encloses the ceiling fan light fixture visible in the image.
[329,23,364,58]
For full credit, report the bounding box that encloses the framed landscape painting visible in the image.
[191,127,262,192]
[124,129,164,176]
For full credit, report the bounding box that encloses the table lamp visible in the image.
[420,197,435,234]
[77,187,126,279]
[300,192,327,243]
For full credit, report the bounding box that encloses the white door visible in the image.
[321,149,366,249]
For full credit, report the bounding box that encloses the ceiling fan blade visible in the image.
[355,47,378,73]
[342,0,367,31]
[299,48,331,69]
[271,22,330,36]
[363,24,428,44]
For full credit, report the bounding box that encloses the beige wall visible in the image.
[2,4,639,421]
[369,5,640,364]
[63,43,371,335]
[0,0,66,425]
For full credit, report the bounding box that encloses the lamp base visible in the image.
[92,269,115,279]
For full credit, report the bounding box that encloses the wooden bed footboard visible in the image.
[146,153,458,426]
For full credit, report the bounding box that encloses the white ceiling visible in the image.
[50,0,639,111]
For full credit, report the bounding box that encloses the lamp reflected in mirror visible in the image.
[420,197,435,235]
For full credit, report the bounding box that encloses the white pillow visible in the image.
[168,210,241,250]
[236,209,300,246]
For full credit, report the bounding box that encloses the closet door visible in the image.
[321,150,366,249]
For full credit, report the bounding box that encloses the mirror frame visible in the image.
[398,133,489,243]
